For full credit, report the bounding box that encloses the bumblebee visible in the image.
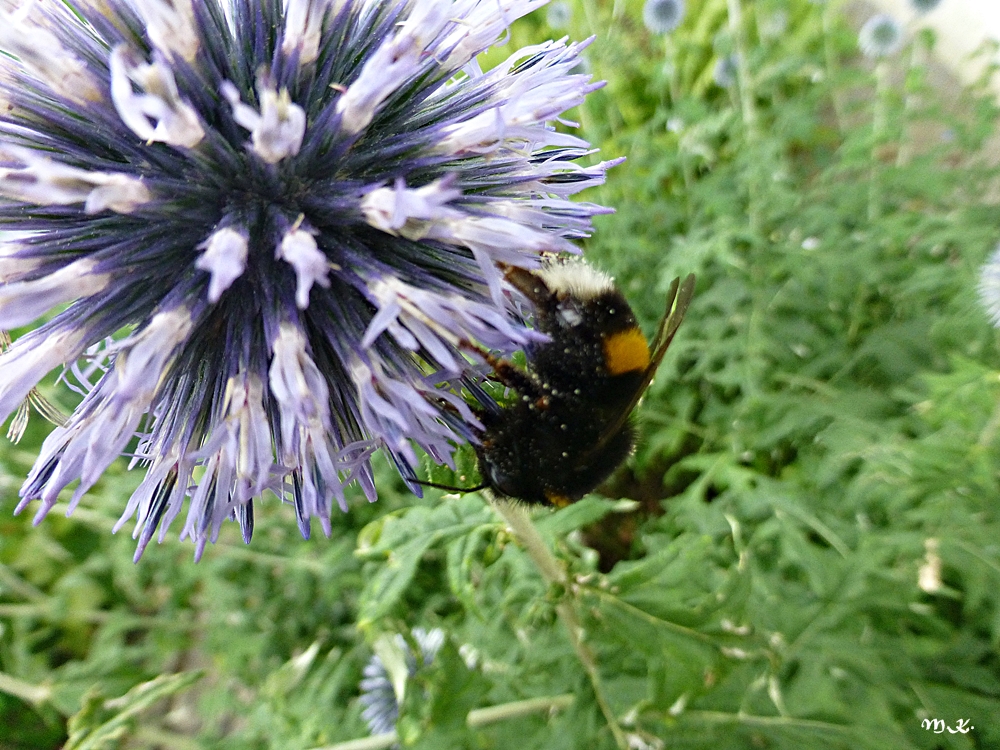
[452,259,695,506]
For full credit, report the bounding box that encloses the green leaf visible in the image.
[357,496,496,625]
[64,672,202,750]
[534,496,636,538]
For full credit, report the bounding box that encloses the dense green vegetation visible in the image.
[2,0,999,748]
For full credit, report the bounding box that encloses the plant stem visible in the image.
[312,695,576,750]
[977,391,1000,447]
[725,0,769,403]
[896,30,925,167]
[311,733,399,750]
[725,0,758,137]
[868,60,890,222]
[726,0,763,237]
[664,35,680,106]
[0,671,51,705]
[488,498,631,750]
[822,0,846,133]
[467,694,575,727]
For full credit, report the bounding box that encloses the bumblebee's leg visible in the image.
[459,341,545,400]
[498,263,554,307]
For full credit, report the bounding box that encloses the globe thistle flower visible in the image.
[643,0,685,35]
[712,55,738,88]
[0,0,619,560]
[858,14,905,59]
[546,0,572,30]
[359,628,445,736]
[758,11,788,42]
[978,245,1000,326]
[910,0,942,14]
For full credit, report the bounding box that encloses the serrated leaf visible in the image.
[534,496,635,538]
[358,533,440,627]
[586,589,719,678]
[445,524,493,618]
[358,496,497,625]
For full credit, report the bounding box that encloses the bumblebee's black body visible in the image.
[471,261,694,506]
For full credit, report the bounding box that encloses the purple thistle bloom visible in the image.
[0,0,619,560]
[359,627,445,736]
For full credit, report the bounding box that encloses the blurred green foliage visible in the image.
[3,0,1000,748]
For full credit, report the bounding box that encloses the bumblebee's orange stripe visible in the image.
[603,328,650,375]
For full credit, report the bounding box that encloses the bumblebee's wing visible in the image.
[647,273,696,377]
[582,273,696,461]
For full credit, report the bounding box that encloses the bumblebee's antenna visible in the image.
[412,478,488,493]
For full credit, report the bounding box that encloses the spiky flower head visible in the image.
[858,14,905,59]
[359,628,445,736]
[910,0,942,14]
[643,0,685,35]
[0,0,619,560]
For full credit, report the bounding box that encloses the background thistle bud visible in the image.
[643,0,686,35]
[858,13,905,59]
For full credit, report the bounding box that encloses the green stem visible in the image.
[580,0,598,36]
[489,499,630,750]
[489,499,566,584]
[725,0,763,239]
[309,733,399,750]
[682,709,861,736]
[0,603,190,630]
[664,35,680,106]
[822,0,846,133]
[0,671,51,705]
[725,0,769,396]
[133,725,204,750]
[726,0,758,137]
[0,563,48,602]
[467,694,575,727]
[310,695,576,750]
[896,31,925,167]
[869,60,889,222]
[977,390,1000,448]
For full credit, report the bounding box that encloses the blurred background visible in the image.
[870,0,1000,92]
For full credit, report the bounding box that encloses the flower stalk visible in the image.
[489,497,632,750]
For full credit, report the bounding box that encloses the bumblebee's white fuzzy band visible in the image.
[537,260,613,300]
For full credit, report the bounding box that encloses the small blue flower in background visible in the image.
[910,0,942,14]
[758,11,789,41]
[643,0,686,35]
[713,55,739,88]
[858,14,905,58]
[359,628,445,737]
[547,0,573,30]
[0,0,618,559]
